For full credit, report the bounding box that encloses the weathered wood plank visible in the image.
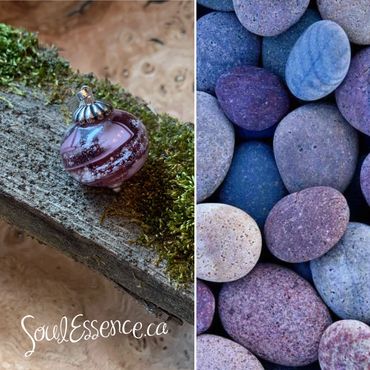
[0,88,193,323]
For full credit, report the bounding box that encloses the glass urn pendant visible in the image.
[60,86,149,192]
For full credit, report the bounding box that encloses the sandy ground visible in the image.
[0,1,194,369]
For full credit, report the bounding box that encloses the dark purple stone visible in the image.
[360,154,370,206]
[60,109,148,190]
[197,280,215,335]
[215,66,290,131]
[265,186,350,263]
[219,263,332,367]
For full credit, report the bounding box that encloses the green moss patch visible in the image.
[0,23,194,284]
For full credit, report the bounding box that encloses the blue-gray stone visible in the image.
[218,141,287,227]
[197,12,260,93]
[263,9,321,80]
[286,20,351,101]
[197,0,234,11]
[197,91,235,202]
[311,222,370,324]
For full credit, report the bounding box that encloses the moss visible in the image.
[0,23,194,284]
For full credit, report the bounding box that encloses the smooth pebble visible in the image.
[197,11,260,93]
[233,0,309,36]
[197,280,215,335]
[196,92,234,202]
[216,66,290,131]
[273,104,359,193]
[218,141,287,227]
[361,154,370,206]
[219,263,332,366]
[319,320,370,370]
[263,9,321,80]
[286,20,351,101]
[318,0,370,45]
[197,334,264,370]
[197,0,234,11]
[265,186,349,263]
[311,222,370,323]
[336,47,370,137]
[197,203,261,282]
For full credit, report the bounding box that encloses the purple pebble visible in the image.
[197,280,215,335]
[265,186,350,263]
[216,66,290,131]
[336,47,370,136]
[219,263,332,367]
[360,153,370,206]
[319,320,370,370]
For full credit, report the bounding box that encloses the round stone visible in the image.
[197,0,234,11]
[286,20,351,101]
[336,47,370,137]
[197,280,215,335]
[197,11,260,93]
[219,263,332,366]
[263,9,321,80]
[197,203,261,282]
[218,141,287,227]
[273,104,359,193]
[361,154,370,206]
[197,334,264,370]
[311,222,370,323]
[233,0,310,36]
[196,92,234,202]
[317,0,370,45]
[265,186,350,263]
[319,320,370,370]
[215,66,290,131]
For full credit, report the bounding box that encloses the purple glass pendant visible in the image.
[60,86,149,191]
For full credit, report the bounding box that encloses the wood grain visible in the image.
[0,88,193,323]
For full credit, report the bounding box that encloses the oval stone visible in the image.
[336,47,370,137]
[197,0,234,11]
[233,0,309,37]
[196,92,234,202]
[319,320,370,370]
[197,335,264,370]
[215,66,290,131]
[197,203,261,282]
[265,186,349,263]
[311,222,370,323]
[197,280,215,335]
[273,104,359,193]
[286,20,351,101]
[219,263,332,366]
[361,154,370,206]
[218,141,287,227]
[263,9,321,80]
[197,12,260,93]
[318,0,370,45]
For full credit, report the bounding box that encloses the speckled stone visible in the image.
[233,0,309,36]
[263,9,321,80]
[273,104,359,193]
[318,0,370,45]
[216,66,290,131]
[311,222,370,323]
[265,186,349,263]
[218,141,287,227]
[197,334,264,370]
[336,47,370,137]
[197,12,260,93]
[286,20,351,101]
[219,264,332,366]
[197,0,234,11]
[361,154,370,206]
[319,320,370,370]
[196,92,235,202]
[197,280,215,335]
[197,203,261,282]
